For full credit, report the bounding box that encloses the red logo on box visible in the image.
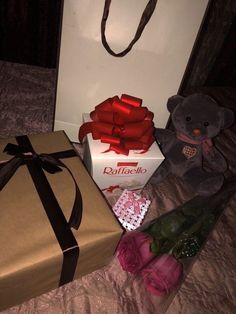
[117,162,138,167]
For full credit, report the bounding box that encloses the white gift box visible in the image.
[82,114,164,192]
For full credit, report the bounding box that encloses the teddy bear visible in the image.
[154,93,234,196]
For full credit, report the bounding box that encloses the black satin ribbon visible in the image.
[0,135,83,286]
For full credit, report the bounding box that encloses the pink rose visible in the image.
[141,254,183,296]
[117,231,154,274]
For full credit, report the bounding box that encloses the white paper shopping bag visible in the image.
[54,0,208,142]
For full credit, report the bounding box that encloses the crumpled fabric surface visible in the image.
[2,169,236,313]
[0,61,236,313]
[0,61,56,138]
[2,176,236,314]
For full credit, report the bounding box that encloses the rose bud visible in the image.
[141,254,183,296]
[117,231,154,274]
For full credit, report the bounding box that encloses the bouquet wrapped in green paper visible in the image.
[117,177,236,296]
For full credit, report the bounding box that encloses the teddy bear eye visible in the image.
[186,116,191,122]
[204,121,209,127]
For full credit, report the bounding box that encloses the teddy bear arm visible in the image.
[155,128,175,146]
[203,148,228,172]
[150,159,171,184]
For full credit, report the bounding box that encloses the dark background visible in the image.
[0,0,235,87]
[0,0,63,68]
[179,0,236,91]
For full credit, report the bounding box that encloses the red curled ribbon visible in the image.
[79,94,155,155]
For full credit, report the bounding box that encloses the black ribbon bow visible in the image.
[0,135,84,286]
[0,141,82,230]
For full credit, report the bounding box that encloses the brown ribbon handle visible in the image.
[101,0,158,57]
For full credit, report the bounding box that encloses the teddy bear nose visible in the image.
[192,128,201,136]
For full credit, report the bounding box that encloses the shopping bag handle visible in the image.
[101,0,158,57]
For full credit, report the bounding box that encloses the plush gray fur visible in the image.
[154,93,234,196]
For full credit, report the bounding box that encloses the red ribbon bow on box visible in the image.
[79,94,155,155]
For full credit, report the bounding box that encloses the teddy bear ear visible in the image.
[220,107,235,129]
[167,95,185,113]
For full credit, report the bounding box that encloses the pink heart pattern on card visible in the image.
[112,189,151,230]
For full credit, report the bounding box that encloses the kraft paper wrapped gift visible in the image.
[0,131,123,311]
